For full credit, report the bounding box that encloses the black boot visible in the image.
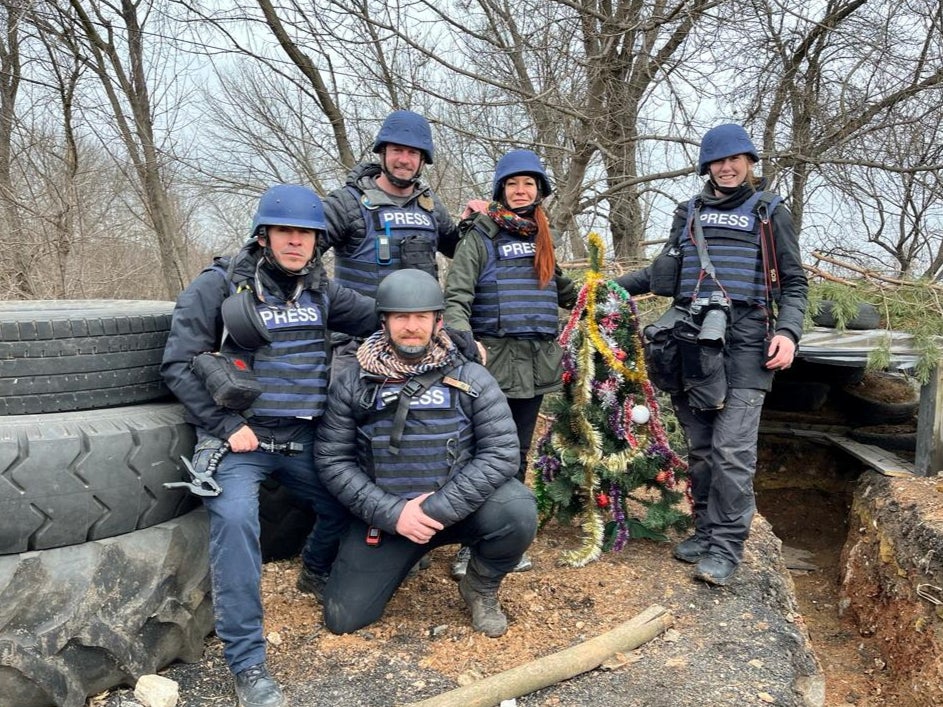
[234,663,285,707]
[296,565,328,601]
[673,534,710,564]
[458,564,508,637]
[694,552,739,586]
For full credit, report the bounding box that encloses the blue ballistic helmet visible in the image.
[250,184,327,238]
[491,149,552,201]
[697,124,760,175]
[372,110,435,164]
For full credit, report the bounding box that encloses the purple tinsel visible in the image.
[610,486,629,551]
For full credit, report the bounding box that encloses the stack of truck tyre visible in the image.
[0,300,214,707]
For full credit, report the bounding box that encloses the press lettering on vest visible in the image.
[498,241,537,259]
[259,306,322,328]
[699,212,753,230]
[381,211,434,228]
[377,385,451,410]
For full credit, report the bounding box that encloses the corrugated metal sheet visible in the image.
[797,327,923,370]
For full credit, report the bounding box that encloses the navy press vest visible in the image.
[358,378,473,498]
[677,191,782,305]
[468,227,559,338]
[247,288,330,419]
[334,190,438,296]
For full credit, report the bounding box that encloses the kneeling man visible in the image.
[315,268,536,637]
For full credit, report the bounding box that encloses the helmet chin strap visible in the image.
[708,178,744,195]
[380,149,423,189]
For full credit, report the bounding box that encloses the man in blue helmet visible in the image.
[319,110,463,373]
[161,184,378,707]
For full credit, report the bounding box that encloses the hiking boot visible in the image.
[694,552,739,586]
[296,565,328,601]
[234,663,285,707]
[673,535,710,564]
[406,553,433,579]
[458,569,508,637]
[511,552,534,573]
[450,545,471,580]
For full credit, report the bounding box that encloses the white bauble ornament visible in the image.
[630,404,650,424]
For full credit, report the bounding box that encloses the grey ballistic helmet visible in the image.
[376,269,445,314]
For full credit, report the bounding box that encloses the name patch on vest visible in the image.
[498,241,536,259]
[377,385,452,410]
[381,210,435,228]
[699,211,754,231]
[259,306,322,329]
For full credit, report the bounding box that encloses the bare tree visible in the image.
[0,2,35,297]
[28,0,194,297]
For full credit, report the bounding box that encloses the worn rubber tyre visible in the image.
[0,403,197,554]
[0,300,173,415]
[849,424,917,452]
[0,509,213,707]
[811,300,880,330]
[839,372,919,425]
[259,478,316,561]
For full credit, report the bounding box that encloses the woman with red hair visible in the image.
[444,149,575,577]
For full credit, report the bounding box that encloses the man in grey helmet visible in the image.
[314,269,536,637]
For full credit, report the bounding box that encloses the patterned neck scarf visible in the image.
[356,328,456,379]
[486,201,537,238]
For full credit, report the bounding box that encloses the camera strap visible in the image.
[687,202,727,302]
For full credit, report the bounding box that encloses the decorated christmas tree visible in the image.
[533,232,690,567]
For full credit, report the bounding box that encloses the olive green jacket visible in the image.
[443,220,576,399]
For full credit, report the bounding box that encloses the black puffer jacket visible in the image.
[314,358,519,534]
[320,162,460,259]
[160,243,378,439]
[618,180,807,390]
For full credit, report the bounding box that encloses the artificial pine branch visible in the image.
[533,233,689,566]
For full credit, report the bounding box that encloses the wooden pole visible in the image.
[915,365,943,476]
[400,604,673,707]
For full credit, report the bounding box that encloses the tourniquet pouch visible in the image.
[399,235,438,277]
[642,307,687,393]
[674,320,727,411]
[649,246,681,297]
[191,351,261,411]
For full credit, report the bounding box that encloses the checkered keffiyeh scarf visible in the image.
[356,329,456,379]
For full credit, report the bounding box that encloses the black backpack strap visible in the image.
[388,367,450,455]
[389,364,481,455]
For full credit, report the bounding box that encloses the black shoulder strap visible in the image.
[388,364,481,454]
[466,212,499,240]
[388,367,452,455]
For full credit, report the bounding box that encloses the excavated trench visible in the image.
[755,424,943,706]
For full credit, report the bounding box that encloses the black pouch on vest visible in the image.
[642,307,688,394]
[674,319,727,411]
[399,235,438,278]
[191,351,261,411]
[649,246,681,297]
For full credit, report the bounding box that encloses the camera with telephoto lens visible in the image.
[689,292,730,348]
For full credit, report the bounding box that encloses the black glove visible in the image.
[444,327,482,364]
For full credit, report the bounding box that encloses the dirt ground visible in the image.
[87,430,930,707]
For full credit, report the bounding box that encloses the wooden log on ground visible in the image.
[401,604,673,707]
